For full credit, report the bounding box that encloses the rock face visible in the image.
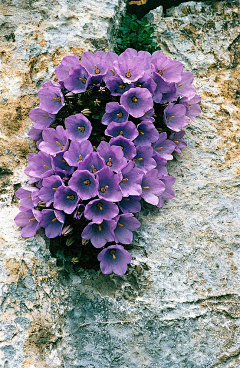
[0,1,240,367]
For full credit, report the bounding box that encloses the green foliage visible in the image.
[114,14,157,54]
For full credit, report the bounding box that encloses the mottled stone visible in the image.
[1,1,240,368]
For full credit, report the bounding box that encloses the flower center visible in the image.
[125,68,131,78]
[106,158,112,167]
[119,84,126,89]
[43,165,49,169]
[91,165,97,173]
[110,68,116,76]
[174,140,179,144]
[117,111,123,118]
[52,217,57,222]
[79,77,87,84]
[158,68,166,76]
[94,65,101,74]
[132,96,138,103]
[56,141,64,150]
[98,225,102,231]
[84,179,91,186]
[100,185,108,193]
[29,218,36,222]
[117,222,123,227]
[138,129,144,135]
[52,96,61,102]
[109,249,116,259]
[136,83,142,87]
[78,126,85,132]
[78,154,82,162]
[97,202,103,210]
[166,115,175,123]
[67,195,75,200]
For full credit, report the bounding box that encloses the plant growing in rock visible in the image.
[14,48,201,275]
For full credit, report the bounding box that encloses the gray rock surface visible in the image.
[0,1,240,367]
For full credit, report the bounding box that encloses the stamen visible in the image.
[106,158,112,167]
[78,154,82,162]
[177,83,183,87]
[118,131,123,136]
[136,83,142,88]
[29,218,36,222]
[143,186,150,189]
[125,68,131,78]
[174,140,179,144]
[94,65,101,74]
[43,165,49,169]
[124,198,130,201]
[99,225,102,231]
[117,222,123,227]
[97,202,103,210]
[110,68,116,76]
[121,178,128,182]
[109,249,116,259]
[52,217,57,222]
[132,96,138,103]
[91,165,97,173]
[28,195,32,199]
[157,68,166,76]
[166,115,174,123]
[52,188,58,190]
[119,84,126,89]
[138,158,143,161]
[117,112,123,118]
[78,126,85,132]
[52,96,61,102]
[42,114,48,117]
[139,129,144,135]
[67,195,75,200]
[84,179,91,186]
[100,185,108,193]
[156,147,163,150]
[79,77,87,84]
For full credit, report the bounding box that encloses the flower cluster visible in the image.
[15,49,201,275]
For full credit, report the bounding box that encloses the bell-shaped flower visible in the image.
[28,127,43,148]
[169,131,187,154]
[153,154,167,176]
[119,161,144,197]
[25,151,54,179]
[39,209,65,238]
[133,73,156,95]
[153,132,176,160]
[102,102,129,125]
[134,121,159,147]
[153,73,177,104]
[82,219,116,248]
[68,169,99,200]
[38,85,64,114]
[39,126,69,156]
[139,108,155,123]
[113,49,145,84]
[163,103,189,132]
[157,175,176,208]
[15,186,39,210]
[97,166,122,202]
[63,140,93,167]
[54,186,79,214]
[97,244,131,275]
[14,209,41,238]
[179,95,201,121]
[73,204,85,220]
[52,153,74,176]
[84,198,119,224]
[141,169,166,205]
[29,107,55,129]
[97,141,127,173]
[81,51,108,76]
[105,121,138,141]
[38,175,63,207]
[65,113,92,143]
[120,87,153,118]
[114,213,141,244]
[118,195,141,214]
[77,152,106,174]
[55,55,80,81]
[104,51,119,80]
[151,52,183,83]
[176,72,196,99]
[105,76,133,96]
[64,64,90,93]
[134,146,156,172]
[110,136,136,160]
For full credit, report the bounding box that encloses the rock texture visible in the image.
[0,1,240,367]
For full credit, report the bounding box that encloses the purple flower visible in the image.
[97,141,127,173]
[105,121,138,141]
[84,198,119,223]
[113,49,145,84]
[38,175,63,206]
[54,186,79,214]
[139,108,155,123]
[134,121,159,147]
[15,187,39,210]
[64,114,92,143]
[153,132,176,160]
[133,73,156,95]
[118,195,141,214]
[169,131,187,154]
[39,209,65,238]
[28,127,43,147]
[25,151,54,179]
[179,95,201,121]
[52,153,75,176]
[77,152,106,174]
[176,72,196,99]
[163,103,189,132]
[97,166,122,202]
[82,219,116,248]
[134,146,156,172]
[29,108,55,129]
[141,169,166,205]
[110,136,136,160]
[39,126,69,156]
[63,140,93,167]
[120,87,153,118]
[81,51,108,76]
[119,161,144,197]
[97,244,131,275]
[102,102,129,125]
[114,213,141,244]
[153,154,167,176]
[38,86,64,114]
[64,65,90,93]
[151,52,183,83]
[55,55,80,81]
[73,204,85,220]
[157,175,176,208]
[152,73,177,104]
[14,209,41,238]
[104,51,119,79]
[68,170,99,200]
[105,76,133,96]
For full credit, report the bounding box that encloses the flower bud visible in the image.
[66,237,75,246]
[37,201,46,207]
[81,108,91,116]
[62,225,73,236]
